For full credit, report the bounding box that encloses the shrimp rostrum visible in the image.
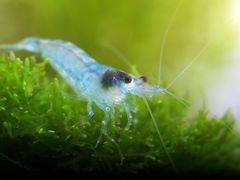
[0,38,166,140]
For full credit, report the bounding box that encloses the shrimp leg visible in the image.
[95,103,112,147]
[123,103,134,129]
[87,101,94,117]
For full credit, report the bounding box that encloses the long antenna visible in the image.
[157,0,183,84]
[142,96,178,173]
[166,41,211,90]
[164,89,190,107]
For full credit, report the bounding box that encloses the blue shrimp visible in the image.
[0,36,209,173]
[0,38,165,140]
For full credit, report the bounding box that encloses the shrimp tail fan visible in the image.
[0,38,41,52]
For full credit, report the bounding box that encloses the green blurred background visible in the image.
[1,1,240,175]
[0,0,239,107]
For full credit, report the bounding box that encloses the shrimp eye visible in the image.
[140,76,147,83]
[124,76,132,84]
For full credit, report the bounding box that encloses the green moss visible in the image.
[0,56,240,176]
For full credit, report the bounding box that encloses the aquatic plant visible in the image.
[0,56,240,177]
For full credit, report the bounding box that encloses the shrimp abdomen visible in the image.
[0,37,99,93]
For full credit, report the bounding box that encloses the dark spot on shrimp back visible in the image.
[101,70,132,89]
[101,70,117,89]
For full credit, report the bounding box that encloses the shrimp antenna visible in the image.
[163,89,190,107]
[99,39,132,68]
[142,96,178,173]
[166,41,211,90]
[157,0,183,84]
